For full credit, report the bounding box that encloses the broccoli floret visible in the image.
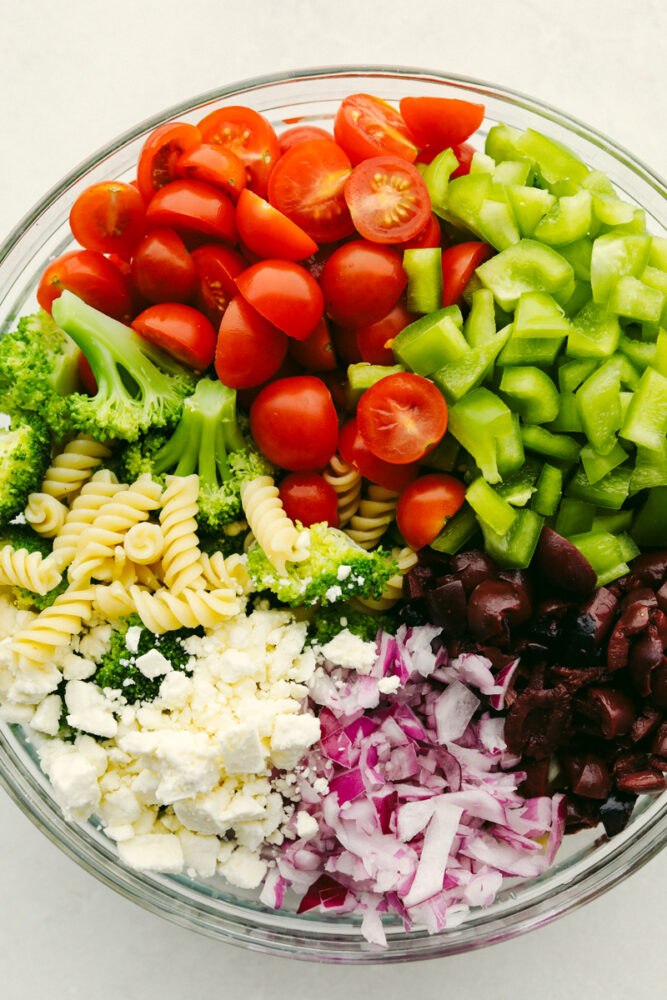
[93,614,198,705]
[51,291,196,442]
[0,310,81,438]
[0,413,51,526]
[307,602,396,645]
[118,377,272,530]
[0,522,52,558]
[246,522,398,607]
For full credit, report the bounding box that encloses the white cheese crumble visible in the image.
[135,648,172,679]
[125,625,143,654]
[378,675,401,695]
[318,629,377,673]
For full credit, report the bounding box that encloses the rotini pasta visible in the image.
[11,587,96,668]
[159,475,203,595]
[124,522,165,565]
[356,546,418,611]
[130,584,241,634]
[199,551,251,594]
[323,455,362,526]
[93,582,136,621]
[68,474,162,584]
[344,485,400,550]
[51,470,125,571]
[240,476,309,575]
[40,435,112,501]
[24,493,67,538]
[0,546,62,596]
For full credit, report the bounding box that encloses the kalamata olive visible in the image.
[616,769,666,794]
[657,581,667,615]
[559,587,618,662]
[499,569,533,602]
[467,579,532,646]
[599,792,637,837]
[629,627,662,696]
[651,607,667,646]
[564,795,602,832]
[403,564,434,600]
[424,577,467,635]
[584,686,636,738]
[518,758,553,797]
[650,658,667,709]
[535,527,597,597]
[626,550,667,590]
[562,753,612,799]
[629,704,661,743]
[607,603,650,671]
[450,550,497,595]
[619,587,658,611]
[504,685,571,758]
[651,722,667,757]
[551,664,606,693]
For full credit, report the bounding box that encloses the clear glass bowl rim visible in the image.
[0,64,665,964]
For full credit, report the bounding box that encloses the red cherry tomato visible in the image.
[197,106,280,197]
[357,372,448,464]
[343,156,430,245]
[130,228,197,304]
[399,97,485,149]
[415,141,476,177]
[320,240,407,328]
[132,303,216,369]
[250,376,338,471]
[235,189,318,261]
[278,125,333,154]
[137,122,202,203]
[145,180,237,245]
[235,353,303,411]
[338,419,420,492]
[190,243,246,327]
[441,241,492,306]
[288,317,337,371]
[235,260,323,341]
[279,471,339,528]
[396,473,466,550]
[329,323,362,365]
[37,250,132,321]
[334,94,418,165]
[69,182,145,257]
[215,295,287,388]
[175,143,246,202]
[78,353,97,395]
[267,140,355,243]
[356,300,415,365]
[397,212,441,251]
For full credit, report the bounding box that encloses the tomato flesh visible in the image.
[338,419,419,492]
[215,295,287,389]
[357,371,448,464]
[69,182,145,257]
[235,259,324,341]
[279,471,340,527]
[132,303,217,370]
[267,140,354,243]
[130,228,197,304]
[356,300,416,365]
[175,143,246,202]
[441,241,492,306]
[197,105,280,197]
[396,473,466,550]
[320,240,407,328]
[145,179,237,245]
[344,156,430,245]
[288,317,337,371]
[37,250,132,321]
[399,96,485,149]
[235,189,318,261]
[278,125,333,154]
[190,243,246,327]
[137,122,202,203]
[334,94,418,165]
[397,212,441,251]
[250,375,338,471]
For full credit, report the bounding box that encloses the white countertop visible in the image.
[1,1,665,997]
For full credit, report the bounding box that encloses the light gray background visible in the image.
[0,1,665,996]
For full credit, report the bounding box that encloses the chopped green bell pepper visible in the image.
[558,357,598,392]
[346,363,405,406]
[392,308,467,375]
[513,290,571,339]
[568,531,632,586]
[522,424,581,464]
[566,463,632,509]
[532,463,563,516]
[557,238,593,281]
[444,173,492,235]
[497,329,565,367]
[555,497,595,536]
[432,324,511,403]
[632,486,667,546]
[547,391,584,433]
[463,288,497,347]
[495,413,526,478]
[421,148,460,218]
[499,366,560,424]
[532,190,593,246]
[430,504,479,554]
[477,199,521,251]
[620,365,667,451]
[580,440,628,484]
[403,248,443,315]
[619,335,656,371]
[480,507,544,569]
[496,458,541,506]
[476,239,575,311]
[576,360,622,455]
[592,509,633,534]
[567,301,621,358]
[467,476,518,535]
[505,185,556,237]
[630,444,667,493]
[607,275,665,323]
[447,388,514,484]
[590,232,652,304]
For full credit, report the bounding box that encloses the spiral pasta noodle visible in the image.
[344,485,400,550]
[11,587,96,668]
[40,435,112,501]
[51,470,125,571]
[323,456,362,527]
[24,494,68,538]
[0,546,62,596]
[240,476,309,575]
[199,551,250,595]
[159,475,203,595]
[124,522,165,565]
[93,582,136,621]
[130,585,241,634]
[356,547,418,611]
[68,474,162,584]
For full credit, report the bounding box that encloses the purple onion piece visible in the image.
[536,527,597,597]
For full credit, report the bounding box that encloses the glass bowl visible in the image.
[0,66,665,964]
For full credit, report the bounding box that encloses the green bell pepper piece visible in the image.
[463,288,497,347]
[467,476,518,535]
[480,507,544,569]
[558,357,598,392]
[432,324,512,403]
[496,458,541,506]
[505,185,556,237]
[620,365,667,451]
[532,190,593,246]
[562,281,592,318]
[566,463,632,509]
[555,498,595,536]
[499,366,560,424]
[592,509,633,534]
[619,335,656,371]
[493,160,533,186]
[470,151,496,175]
[447,388,514,484]
[444,173,492,235]
[403,248,443,315]
[422,148,460,218]
[522,424,581,464]
[424,434,461,473]
[632,486,667,546]
[580,440,628,484]
[497,329,564,367]
[576,360,622,455]
[512,129,590,195]
[532,463,563,516]
[476,239,575,311]
[485,124,523,162]
[495,413,526,478]
[591,232,652,304]
[567,301,621,358]
[630,442,667,494]
[557,238,593,281]
[430,504,479,554]
[607,275,665,323]
[392,308,467,375]
[641,266,667,296]
[513,290,571,339]
[568,531,631,586]
[590,191,637,228]
[346,363,405,406]
[649,238,667,271]
[548,391,584,433]
[477,199,520,251]
[616,533,640,563]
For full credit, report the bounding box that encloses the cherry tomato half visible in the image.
[399,96,485,149]
[356,299,415,365]
[397,212,441,251]
[288,317,337,371]
[320,240,407,328]
[37,250,132,321]
[235,259,324,341]
[278,125,333,154]
[69,182,145,257]
[441,241,492,307]
[334,94,418,165]
[137,121,202,203]
[145,179,237,245]
[197,105,280,197]
[215,295,287,389]
[130,228,197,304]
[190,243,246,327]
[338,419,419,492]
[175,143,246,202]
[396,473,466,550]
[235,189,318,261]
[250,375,338,471]
[343,156,430,245]
[357,372,448,464]
[267,140,355,243]
[279,471,339,528]
[132,303,216,370]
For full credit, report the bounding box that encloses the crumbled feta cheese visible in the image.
[61,652,97,681]
[118,729,221,804]
[296,811,319,841]
[157,670,193,709]
[324,585,343,603]
[118,834,184,873]
[270,713,320,770]
[125,625,143,654]
[47,749,101,819]
[30,694,62,736]
[178,830,219,878]
[65,680,118,739]
[336,565,352,581]
[378,675,401,695]
[135,648,172,679]
[219,846,268,889]
[312,777,329,795]
[218,722,265,775]
[319,629,377,673]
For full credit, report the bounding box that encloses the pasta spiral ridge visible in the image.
[0,546,62,596]
[93,582,136,621]
[159,475,203,595]
[52,470,125,571]
[323,455,362,526]
[240,476,309,575]
[24,494,67,538]
[11,587,96,668]
[40,435,112,500]
[356,546,418,611]
[199,551,250,594]
[130,585,241,634]
[344,485,400,550]
[124,522,165,565]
